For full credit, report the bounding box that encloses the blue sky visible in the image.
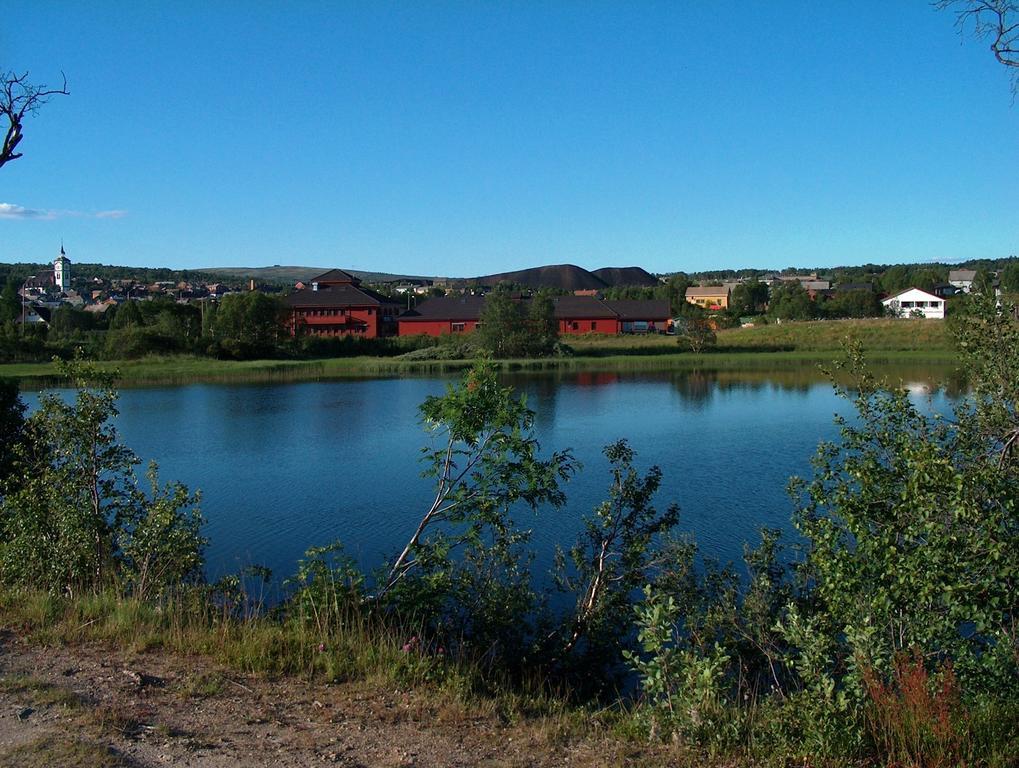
[2,2,1017,275]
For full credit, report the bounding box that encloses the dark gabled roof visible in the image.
[550,295,617,319]
[948,269,977,281]
[284,284,401,309]
[308,269,360,285]
[399,296,487,321]
[603,299,671,320]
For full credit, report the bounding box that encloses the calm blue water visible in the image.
[26,367,957,584]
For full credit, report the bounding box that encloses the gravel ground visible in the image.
[0,630,670,768]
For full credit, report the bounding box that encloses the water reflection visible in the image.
[25,363,961,585]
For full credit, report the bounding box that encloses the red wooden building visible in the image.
[398,295,670,337]
[284,270,403,338]
[396,295,486,336]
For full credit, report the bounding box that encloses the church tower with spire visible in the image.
[54,244,71,292]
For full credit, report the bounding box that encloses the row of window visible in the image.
[301,307,397,317]
[308,326,367,335]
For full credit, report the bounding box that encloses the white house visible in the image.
[882,288,946,319]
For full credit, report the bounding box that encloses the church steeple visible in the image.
[54,243,70,292]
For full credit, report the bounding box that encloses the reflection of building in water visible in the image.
[574,372,620,387]
[902,381,931,396]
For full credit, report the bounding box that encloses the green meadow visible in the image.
[0,318,956,387]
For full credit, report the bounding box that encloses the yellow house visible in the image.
[685,286,730,310]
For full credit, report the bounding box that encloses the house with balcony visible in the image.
[284,269,403,338]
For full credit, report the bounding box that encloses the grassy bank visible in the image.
[0,318,956,387]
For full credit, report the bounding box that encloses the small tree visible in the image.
[527,290,560,355]
[677,317,716,353]
[555,441,678,658]
[476,290,528,358]
[769,282,816,321]
[0,280,20,324]
[730,280,769,317]
[377,362,575,651]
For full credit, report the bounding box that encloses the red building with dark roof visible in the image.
[396,296,487,336]
[398,295,670,337]
[284,270,403,338]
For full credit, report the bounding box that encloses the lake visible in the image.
[26,363,961,587]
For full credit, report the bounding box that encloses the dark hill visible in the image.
[200,266,431,285]
[591,267,660,287]
[469,264,607,291]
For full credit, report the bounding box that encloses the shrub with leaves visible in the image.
[376,361,575,662]
[792,338,1019,694]
[0,357,205,597]
[554,440,678,668]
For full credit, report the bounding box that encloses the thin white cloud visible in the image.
[0,202,127,220]
[0,202,54,220]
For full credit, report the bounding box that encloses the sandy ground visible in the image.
[0,630,669,768]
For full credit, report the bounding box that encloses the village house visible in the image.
[284,269,403,338]
[948,269,976,293]
[881,287,946,319]
[685,286,730,310]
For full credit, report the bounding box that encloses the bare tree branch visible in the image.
[1,70,70,171]
[938,1,1019,90]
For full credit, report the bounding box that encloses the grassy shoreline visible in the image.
[0,348,960,388]
[0,318,957,387]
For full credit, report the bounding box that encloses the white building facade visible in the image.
[882,287,946,319]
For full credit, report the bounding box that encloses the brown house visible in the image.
[685,286,730,310]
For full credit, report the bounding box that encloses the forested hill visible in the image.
[0,262,224,286]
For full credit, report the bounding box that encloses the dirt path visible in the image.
[0,631,667,767]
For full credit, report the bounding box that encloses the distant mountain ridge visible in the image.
[200,263,661,290]
[467,264,660,290]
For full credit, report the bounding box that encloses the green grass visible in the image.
[0,318,957,387]
[0,737,134,768]
[0,675,82,709]
[715,317,952,352]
